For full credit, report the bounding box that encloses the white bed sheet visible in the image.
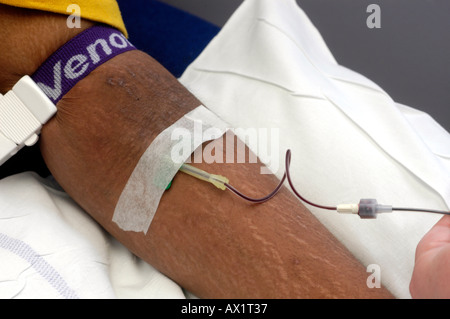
[0,173,184,299]
[1,0,449,299]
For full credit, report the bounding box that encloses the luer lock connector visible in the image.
[337,199,392,219]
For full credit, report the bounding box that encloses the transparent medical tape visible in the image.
[113,105,229,234]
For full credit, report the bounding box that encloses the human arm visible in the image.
[0,6,393,298]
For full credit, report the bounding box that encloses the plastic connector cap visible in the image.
[336,203,359,214]
[358,199,392,219]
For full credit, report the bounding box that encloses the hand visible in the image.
[410,215,450,298]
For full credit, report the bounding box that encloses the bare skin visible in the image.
[0,5,394,298]
[410,215,450,298]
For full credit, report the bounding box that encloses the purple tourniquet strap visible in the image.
[31,25,136,104]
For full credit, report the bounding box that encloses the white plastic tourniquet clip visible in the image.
[0,75,57,166]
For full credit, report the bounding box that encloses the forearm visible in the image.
[40,50,392,298]
[0,7,393,298]
[133,138,391,298]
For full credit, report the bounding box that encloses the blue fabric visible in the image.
[1,0,220,179]
[117,0,219,78]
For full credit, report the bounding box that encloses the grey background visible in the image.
[158,0,450,132]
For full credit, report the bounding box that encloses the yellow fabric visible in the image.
[0,0,127,36]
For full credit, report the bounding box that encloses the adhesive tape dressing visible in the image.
[113,105,228,233]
